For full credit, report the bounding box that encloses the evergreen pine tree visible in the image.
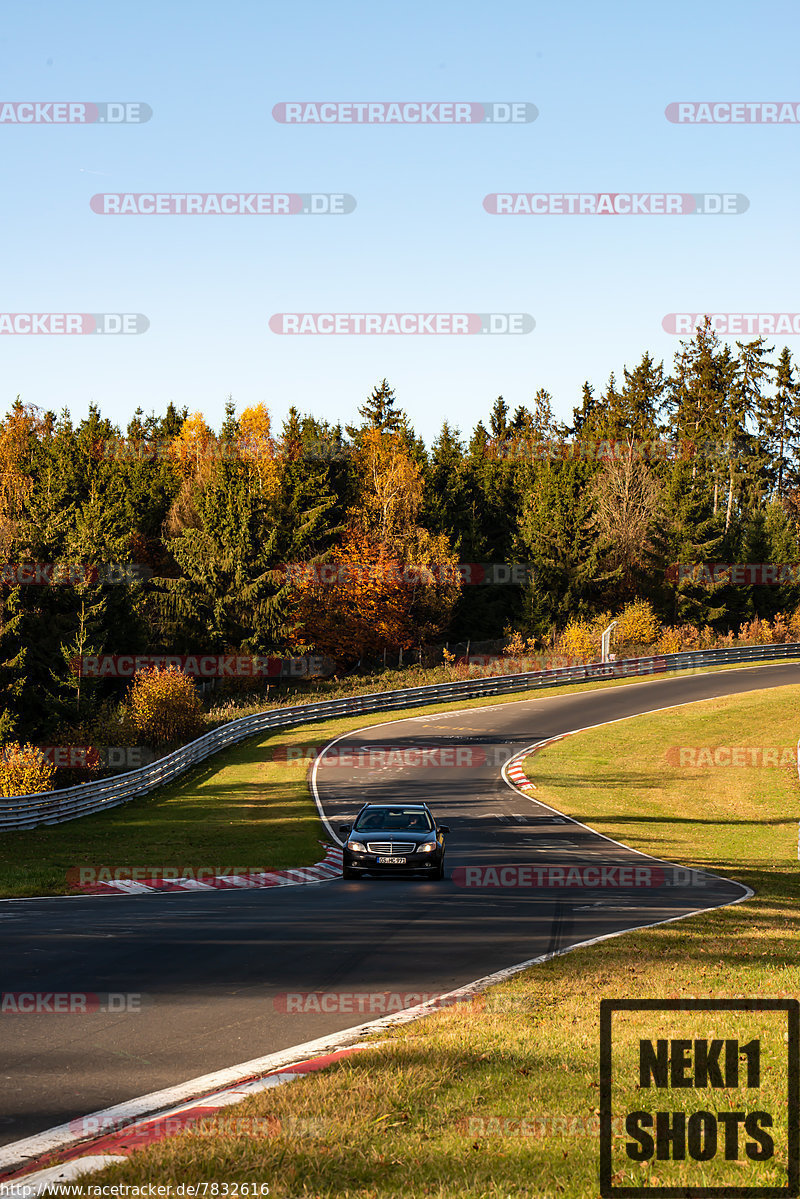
[356,379,403,433]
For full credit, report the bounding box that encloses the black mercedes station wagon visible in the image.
[339,803,450,879]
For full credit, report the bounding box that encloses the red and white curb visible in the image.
[0,1044,377,1194]
[0,974,524,1189]
[70,844,343,896]
[505,733,574,794]
[505,756,538,792]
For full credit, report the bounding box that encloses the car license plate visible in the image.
[377,856,406,864]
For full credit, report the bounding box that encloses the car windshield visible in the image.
[354,808,434,832]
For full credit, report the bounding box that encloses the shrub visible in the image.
[615,599,661,649]
[0,742,56,797]
[739,617,775,646]
[556,619,594,660]
[503,631,526,657]
[789,609,800,642]
[128,667,204,746]
[656,626,684,654]
[770,612,790,643]
[503,631,538,656]
[683,623,702,649]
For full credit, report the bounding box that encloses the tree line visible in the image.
[2,318,800,743]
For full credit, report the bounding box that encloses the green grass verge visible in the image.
[66,682,799,1197]
[0,659,793,901]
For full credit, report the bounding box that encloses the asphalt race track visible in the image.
[1,663,797,1146]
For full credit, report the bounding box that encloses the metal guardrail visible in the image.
[3,641,799,831]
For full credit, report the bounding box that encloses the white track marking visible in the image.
[2,1156,128,1196]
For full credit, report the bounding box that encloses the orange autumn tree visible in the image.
[289,429,461,664]
[288,531,414,662]
[0,401,46,553]
[164,412,217,535]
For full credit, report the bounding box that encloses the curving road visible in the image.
[1,663,797,1149]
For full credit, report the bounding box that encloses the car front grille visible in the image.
[365,841,416,855]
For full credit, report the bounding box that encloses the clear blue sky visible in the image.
[2,0,798,443]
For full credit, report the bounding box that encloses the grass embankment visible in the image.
[2,659,790,900]
[72,684,799,1197]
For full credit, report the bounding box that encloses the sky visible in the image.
[1,0,798,444]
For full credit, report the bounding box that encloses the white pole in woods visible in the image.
[601,620,618,664]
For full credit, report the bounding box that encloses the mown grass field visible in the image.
[0,659,788,899]
[70,683,799,1198]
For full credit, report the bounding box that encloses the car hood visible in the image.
[347,830,437,843]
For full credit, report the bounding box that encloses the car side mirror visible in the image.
[439,825,450,835]
[338,824,352,836]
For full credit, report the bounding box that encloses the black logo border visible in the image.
[600,998,799,1198]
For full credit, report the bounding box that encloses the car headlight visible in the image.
[346,840,367,853]
[417,840,438,853]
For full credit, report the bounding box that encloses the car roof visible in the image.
[355,804,432,817]
[357,802,429,810]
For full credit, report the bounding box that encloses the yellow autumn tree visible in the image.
[556,619,595,660]
[615,599,661,650]
[352,429,423,546]
[238,403,272,457]
[238,404,279,495]
[128,667,204,746]
[167,412,215,479]
[0,742,56,797]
